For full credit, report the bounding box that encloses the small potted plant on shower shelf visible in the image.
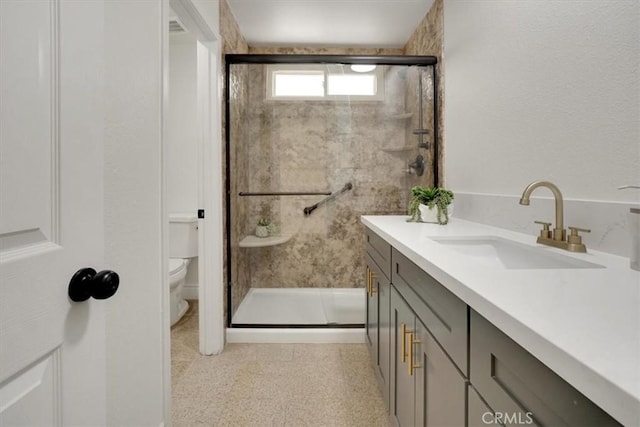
[255,217,277,238]
[407,186,454,225]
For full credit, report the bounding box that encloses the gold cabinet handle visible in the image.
[407,331,421,376]
[401,324,412,363]
[365,267,371,296]
[365,268,377,297]
[366,267,369,296]
[370,271,377,295]
[401,323,407,362]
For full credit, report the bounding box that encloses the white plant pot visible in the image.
[418,203,453,224]
[255,225,270,238]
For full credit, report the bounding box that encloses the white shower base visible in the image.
[227,287,365,344]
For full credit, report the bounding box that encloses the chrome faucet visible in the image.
[519,181,590,252]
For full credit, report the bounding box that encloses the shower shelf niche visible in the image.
[239,234,293,248]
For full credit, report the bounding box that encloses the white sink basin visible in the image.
[430,236,604,270]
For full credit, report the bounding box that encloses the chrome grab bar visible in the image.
[303,182,353,216]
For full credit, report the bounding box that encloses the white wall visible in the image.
[169,36,199,214]
[170,0,219,43]
[104,1,166,425]
[443,1,640,202]
[192,0,219,35]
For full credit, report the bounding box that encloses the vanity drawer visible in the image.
[391,248,468,375]
[365,227,391,280]
[470,310,620,426]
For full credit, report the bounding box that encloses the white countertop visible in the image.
[361,215,640,426]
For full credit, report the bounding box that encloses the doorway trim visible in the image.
[167,0,223,357]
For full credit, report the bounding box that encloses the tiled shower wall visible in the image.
[220,0,249,319]
[221,0,444,318]
[228,64,435,312]
[404,0,444,187]
[227,64,252,318]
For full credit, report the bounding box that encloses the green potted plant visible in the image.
[407,186,454,225]
[255,217,277,238]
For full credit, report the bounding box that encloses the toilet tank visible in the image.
[169,213,198,258]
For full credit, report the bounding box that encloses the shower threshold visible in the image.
[227,287,365,343]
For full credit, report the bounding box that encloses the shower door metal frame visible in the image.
[224,54,439,328]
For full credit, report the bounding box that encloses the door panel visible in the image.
[0,0,56,251]
[365,254,379,363]
[391,287,415,427]
[415,318,466,427]
[377,273,390,409]
[468,385,501,427]
[0,0,65,382]
[0,350,61,426]
[0,0,106,424]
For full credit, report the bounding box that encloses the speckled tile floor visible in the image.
[171,301,390,427]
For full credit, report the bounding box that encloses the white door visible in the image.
[1,1,108,425]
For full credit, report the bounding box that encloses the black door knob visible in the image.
[68,268,120,302]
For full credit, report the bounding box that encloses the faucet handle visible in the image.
[534,220,552,239]
[567,226,590,252]
[568,226,590,242]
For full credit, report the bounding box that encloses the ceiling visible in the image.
[225,0,435,48]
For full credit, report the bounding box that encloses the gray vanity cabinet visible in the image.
[470,309,621,426]
[365,228,391,409]
[467,385,497,427]
[391,248,468,375]
[390,286,417,427]
[390,286,467,427]
[389,246,468,427]
[364,226,623,426]
[365,253,379,364]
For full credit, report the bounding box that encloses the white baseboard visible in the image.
[226,328,365,344]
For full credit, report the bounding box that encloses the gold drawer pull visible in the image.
[366,268,377,297]
[401,323,407,362]
[365,267,371,296]
[369,272,377,295]
[401,324,413,363]
[408,331,421,376]
[366,267,369,295]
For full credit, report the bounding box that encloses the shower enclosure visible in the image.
[225,55,438,332]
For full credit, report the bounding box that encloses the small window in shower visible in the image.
[267,64,383,101]
[273,70,325,97]
[327,74,376,96]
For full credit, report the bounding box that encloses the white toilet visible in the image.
[169,213,198,326]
